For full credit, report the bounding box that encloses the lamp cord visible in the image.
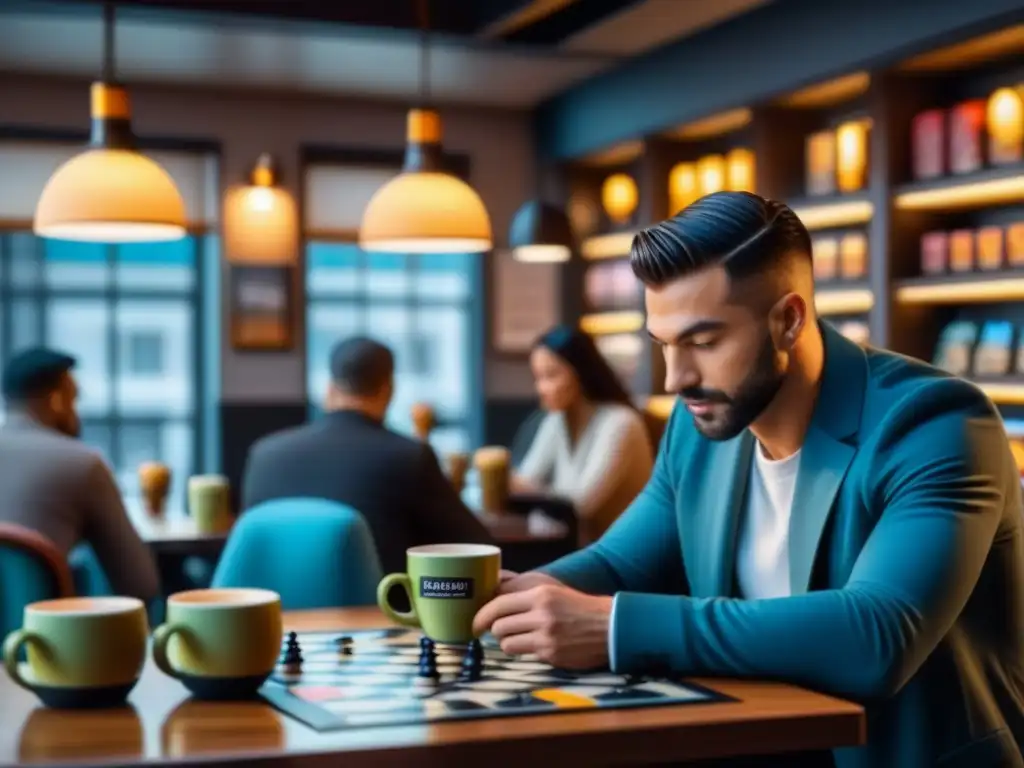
[416,0,430,105]
[102,1,116,82]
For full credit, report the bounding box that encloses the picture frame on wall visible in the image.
[229,265,294,351]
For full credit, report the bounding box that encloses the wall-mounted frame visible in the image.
[229,264,294,351]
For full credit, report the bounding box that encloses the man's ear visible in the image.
[770,292,807,350]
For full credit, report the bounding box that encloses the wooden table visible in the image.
[0,607,865,767]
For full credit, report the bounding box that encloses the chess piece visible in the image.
[459,639,484,681]
[410,402,434,441]
[417,638,439,683]
[335,635,354,655]
[138,461,171,517]
[282,631,303,673]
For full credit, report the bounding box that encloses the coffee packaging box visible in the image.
[806,131,837,196]
[1007,222,1024,267]
[839,233,868,279]
[912,109,946,180]
[949,100,986,174]
[949,229,975,272]
[976,227,1005,271]
[812,237,839,280]
[921,231,949,275]
[987,87,1024,166]
[975,321,1014,377]
[934,321,978,376]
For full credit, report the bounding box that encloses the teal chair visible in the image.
[210,498,383,610]
[0,523,75,638]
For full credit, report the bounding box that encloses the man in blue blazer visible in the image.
[474,192,1024,767]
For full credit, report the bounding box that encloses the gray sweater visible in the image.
[0,415,160,600]
[518,403,654,544]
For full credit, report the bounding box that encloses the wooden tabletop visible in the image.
[0,607,865,767]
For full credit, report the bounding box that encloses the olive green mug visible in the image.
[152,588,282,700]
[377,543,501,644]
[2,596,149,708]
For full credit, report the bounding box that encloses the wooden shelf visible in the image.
[893,165,1024,211]
[894,272,1024,305]
[973,379,1024,405]
[815,283,873,315]
[786,194,873,230]
[579,311,645,335]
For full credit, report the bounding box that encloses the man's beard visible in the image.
[680,332,785,441]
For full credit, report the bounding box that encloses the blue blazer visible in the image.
[543,324,1024,768]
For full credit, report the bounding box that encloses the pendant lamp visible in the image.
[34,2,186,243]
[359,1,492,254]
[508,200,573,263]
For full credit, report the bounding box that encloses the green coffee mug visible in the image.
[2,596,149,708]
[377,543,501,644]
[187,474,232,534]
[152,588,282,700]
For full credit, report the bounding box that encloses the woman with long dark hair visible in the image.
[512,325,653,544]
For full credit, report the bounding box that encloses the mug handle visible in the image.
[151,623,187,679]
[377,573,419,628]
[2,629,45,690]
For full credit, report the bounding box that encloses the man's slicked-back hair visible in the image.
[329,336,394,397]
[630,191,812,287]
[1,347,76,404]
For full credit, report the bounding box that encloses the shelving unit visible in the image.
[552,23,1024,451]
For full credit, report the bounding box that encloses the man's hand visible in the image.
[473,582,613,669]
[497,569,562,595]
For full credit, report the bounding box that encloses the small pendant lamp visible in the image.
[34,2,186,243]
[359,0,492,254]
[508,200,574,263]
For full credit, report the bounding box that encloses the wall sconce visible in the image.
[987,86,1024,166]
[668,163,699,215]
[224,153,298,265]
[697,155,726,196]
[601,173,639,224]
[726,148,756,192]
[835,120,868,193]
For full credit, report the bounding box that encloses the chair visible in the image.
[210,498,383,610]
[0,523,75,638]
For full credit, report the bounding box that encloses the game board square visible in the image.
[456,680,536,692]
[344,674,411,686]
[291,685,350,702]
[325,698,412,715]
[500,661,551,672]
[434,691,510,708]
[635,681,712,700]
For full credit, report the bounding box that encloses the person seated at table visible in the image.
[241,336,494,577]
[0,347,160,601]
[474,192,1024,768]
[512,325,653,545]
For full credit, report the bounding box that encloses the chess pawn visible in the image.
[282,631,303,674]
[138,462,171,517]
[410,403,434,441]
[459,639,483,681]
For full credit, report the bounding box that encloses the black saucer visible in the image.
[177,672,270,701]
[31,680,138,709]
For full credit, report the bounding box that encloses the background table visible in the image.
[0,607,865,767]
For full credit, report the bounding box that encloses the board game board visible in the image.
[259,628,733,732]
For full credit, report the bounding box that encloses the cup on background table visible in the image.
[151,588,283,700]
[473,446,510,513]
[2,596,149,708]
[377,543,501,644]
[445,451,470,495]
[138,461,172,517]
[411,402,435,441]
[187,474,232,533]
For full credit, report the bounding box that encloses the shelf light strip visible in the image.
[580,231,637,261]
[579,311,645,335]
[646,395,676,419]
[896,276,1024,304]
[814,288,874,315]
[977,382,1024,405]
[894,174,1024,211]
[791,200,873,230]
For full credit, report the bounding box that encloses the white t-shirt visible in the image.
[736,443,801,600]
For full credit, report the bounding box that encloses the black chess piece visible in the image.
[335,635,354,655]
[282,631,303,672]
[417,645,440,681]
[419,636,435,654]
[458,639,483,682]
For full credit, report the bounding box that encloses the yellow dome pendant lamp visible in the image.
[359,0,492,254]
[34,2,186,243]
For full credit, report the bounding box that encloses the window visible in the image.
[303,160,482,457]
[0,140,219,516]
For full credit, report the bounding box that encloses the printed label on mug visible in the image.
[419,577,474,599]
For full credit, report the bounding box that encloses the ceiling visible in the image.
[0,0,769,108]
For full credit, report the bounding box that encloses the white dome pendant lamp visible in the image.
[34,2,186,243]
[359,0,492,254]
